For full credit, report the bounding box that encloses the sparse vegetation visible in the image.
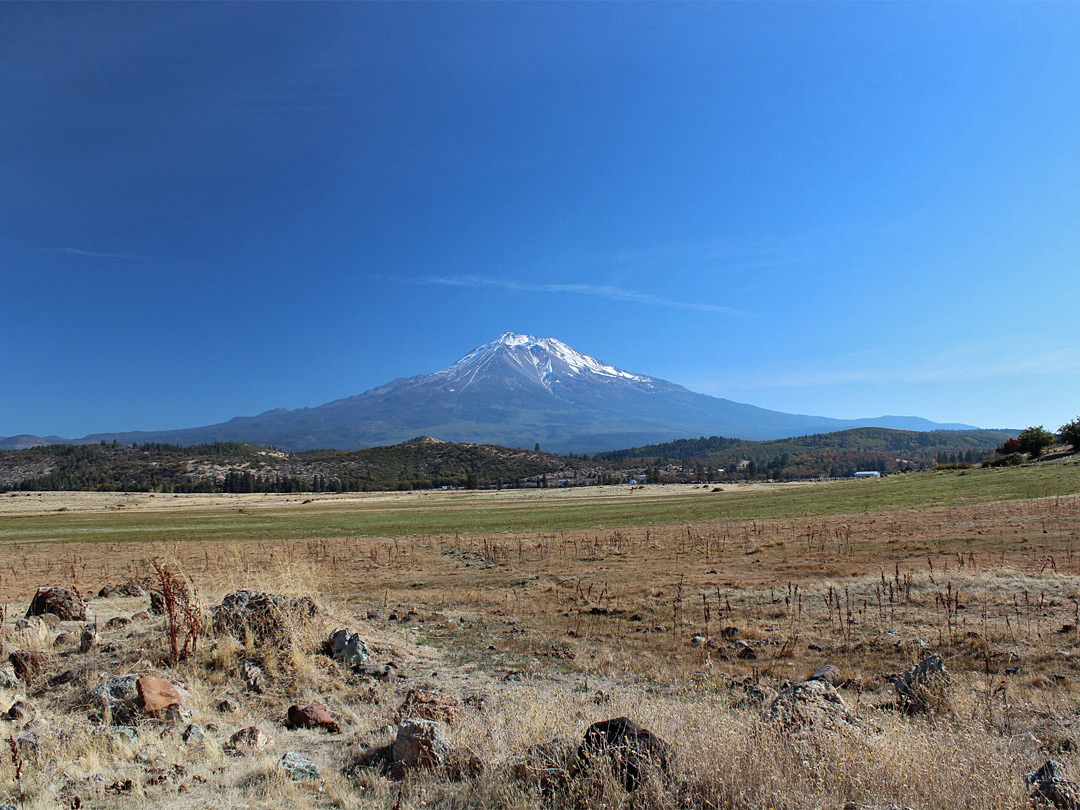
[2,464,1080,808]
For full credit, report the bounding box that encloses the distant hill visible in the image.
[0,439,580,493]
[0,434,54,451]
[15,333,979,453]
[0,427,1019,493]
[594,427,1018,479]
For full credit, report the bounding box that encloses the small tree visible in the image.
[1059,417,1080,452]
[1017,426,1055,458]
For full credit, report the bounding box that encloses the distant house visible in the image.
[853,471,881,479]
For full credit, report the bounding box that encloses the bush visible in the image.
[988,453,1025,468]
[1059,417,1080,452]
[1018,426,1055,458]
[995,438,1021,455]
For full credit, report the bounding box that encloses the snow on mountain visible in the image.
[432,332,653,393]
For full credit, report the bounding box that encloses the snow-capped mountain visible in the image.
[29,333,976,453]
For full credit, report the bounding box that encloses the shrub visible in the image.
[1059,417,1080,452]
[995,438,1021,455]
[1018,426,1055,458]
[988,453,1025,467]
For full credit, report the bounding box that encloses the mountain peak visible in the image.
[442,333,654,392]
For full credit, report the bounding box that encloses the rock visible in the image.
[131,611,150,621]
[809,664,842,684]
[119,583,146,598]
[720,626,740,639]
[90,675,140,724]
[357,663,402,680]
[53,631,77,647]
[391,718,450,772]
[38,613,62,629]
[394,688,462,725]
[105,616,130,630]
[135,744,164,765]
[229,725,273,752]
[888,652,950,713]
[136,676,184,716]
[182,723,205,743]
[48,668,79,687]
[763,679,857,730]
[79,626,97,653]
[241,661,265,693]
[690,634,706,645]
[217,697,239,713]
[286,703,340,733]
[736,644,757,660]
[0,663,17,688]
[98,586,117,598]
[213,590,318,644]
[9,650,46,683]
[26,587,88,621]
[577,717,672,791]
[149,590,166,615]
[7,700,36,723]
[326,628,371,669]
[281,751,321,781]
[1027,759,1080,810]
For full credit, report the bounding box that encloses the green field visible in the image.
[1,461,1077,545]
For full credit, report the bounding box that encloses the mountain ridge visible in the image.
[3,333,978,452]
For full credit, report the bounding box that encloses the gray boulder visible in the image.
[391,718,449,771]
[764,679,857,730]
[889,653,950,713]
[90,675,140,724]
[281,751,321,781]
[327,628,371,669]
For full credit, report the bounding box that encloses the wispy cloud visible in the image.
[411,275,744,315]
[34,246,191,263]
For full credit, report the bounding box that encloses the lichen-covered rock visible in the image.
[0,663,17,689]
[1027,760,1080,810]
[212,590,318,644]
[281,751,321,781]
[391,718,449,772]
[888,652,950,714]
[763,679,857,730]
[229,725,273,752]
[809,663,842,684]
[326,628,370,668]
[26,587,87,621]
[90,675,140,724]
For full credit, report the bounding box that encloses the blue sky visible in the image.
[2,2,1078,439]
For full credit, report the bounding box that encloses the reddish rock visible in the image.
[9,650,46,683]
[286,703,340,733]
[136,676,184,715]
[7,699,36,723]
[394,688,463,725]
[26,587,88,621]
[54,632,78,647]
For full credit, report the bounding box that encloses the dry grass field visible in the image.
[3,462,1080,809]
